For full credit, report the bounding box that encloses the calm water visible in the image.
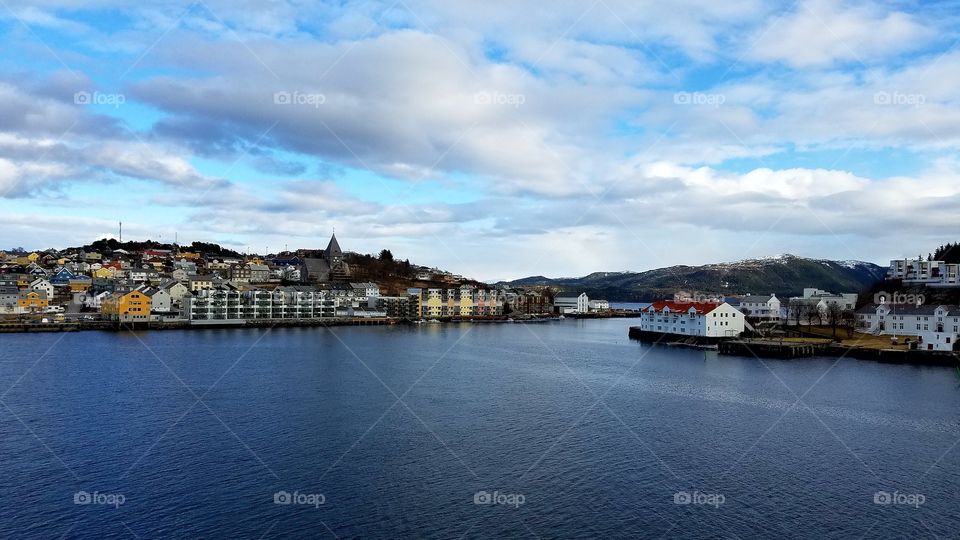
[1,320,959,539]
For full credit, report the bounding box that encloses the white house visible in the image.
[588,299,610,312]
[738,294,781,320]
[554,292,589,314]
[350,282,381,302]
[160,280,190,306]
[638,301,745,338]
[856,303,959,351]
[139,286,172,314]
[30,278,54,300]
[84,290,112,310]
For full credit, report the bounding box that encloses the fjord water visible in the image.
[1,320,958,539]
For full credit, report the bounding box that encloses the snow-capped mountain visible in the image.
[502,254,886,302]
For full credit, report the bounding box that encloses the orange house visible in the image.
[17,291,48,312]
[101,290,152,322]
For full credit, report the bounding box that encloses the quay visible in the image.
[718,339,829,359]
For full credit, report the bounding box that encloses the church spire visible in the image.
[325,231,342,259]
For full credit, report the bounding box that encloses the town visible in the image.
[0,232,613,329]
[631,255,960,355]
[3,236,960,355]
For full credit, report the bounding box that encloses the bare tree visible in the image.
[825,302,844,338]
[788,299,805,328]
[801,303,818,328]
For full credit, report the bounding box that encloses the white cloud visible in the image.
[746,0,931,67]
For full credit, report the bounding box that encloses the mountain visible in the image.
[501,254,887,302]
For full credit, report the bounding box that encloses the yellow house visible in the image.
[458,292,474,316]
[101,290,152,322]
[69,278,92,293]
[93,267,115,279]
[17,291,48,312]
[27,252,39,262]
[189,276,214,292]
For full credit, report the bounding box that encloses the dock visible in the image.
[719,340,830,359]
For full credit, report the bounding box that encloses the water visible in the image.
[1,320,958,539]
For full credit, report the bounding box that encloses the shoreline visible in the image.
[629,327,959,367]
[0,314,568,333]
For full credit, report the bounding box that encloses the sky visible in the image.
[0,0,959,280]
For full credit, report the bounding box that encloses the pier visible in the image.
[719,340,829,359]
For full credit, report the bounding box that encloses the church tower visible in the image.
[325,232,342,266]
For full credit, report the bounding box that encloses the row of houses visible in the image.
[679,288,859,323]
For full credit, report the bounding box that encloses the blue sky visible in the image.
[1,0,959,280]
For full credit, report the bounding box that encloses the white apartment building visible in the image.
[888,259,960,287]
[184,285,345,322]
[638,301,745,338]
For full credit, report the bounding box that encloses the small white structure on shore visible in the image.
[554,292,589,314]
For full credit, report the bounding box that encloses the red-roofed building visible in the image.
[639,301,745,338]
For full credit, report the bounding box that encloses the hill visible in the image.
[501,254,887,302]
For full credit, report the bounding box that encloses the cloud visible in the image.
[746,0,932,67]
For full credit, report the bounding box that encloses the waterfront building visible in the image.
[856,304,959,351]
[510,289,554,315]
[638,301,745,338]
[554,292,589,314]
[588,299,610,312]
[101,290,152,323]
